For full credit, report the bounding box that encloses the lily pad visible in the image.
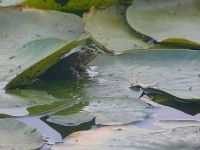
[83,50,200,123]
[19,0,133,12]
[52,121,200,150]
[0,6,86,89]
[83,6,150,54]
[47,53,153,126]
[126,0,200,48]
[124,50,200,99]
[48,49,200,125]
[0,118,43,150]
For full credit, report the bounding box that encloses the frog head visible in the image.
[79,44,98,65]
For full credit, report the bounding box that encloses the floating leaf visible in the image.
[48,50,200,125]
[0,118,43,150]
[126,0,200,48]
[47,52,154,126]
[52,121,200,150]
[83,6,150,54]
[0,6,86,89]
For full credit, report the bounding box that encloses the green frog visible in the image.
[40,44,98,80]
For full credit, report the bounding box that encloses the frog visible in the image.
[40,44,98,80]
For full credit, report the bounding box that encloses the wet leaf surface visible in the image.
[126,0,200,48]
[52,120,200,150]
[0,6,85,89]
[83,6,150,54]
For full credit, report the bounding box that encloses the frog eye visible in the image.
[81,46,87,50]
[88,44,97,50]
[89,49,94,53]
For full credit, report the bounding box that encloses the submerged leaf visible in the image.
[126,0,200,48]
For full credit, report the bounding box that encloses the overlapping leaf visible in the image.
[83,6,150,54]
[126,0,200,48]
[0,6,86,89]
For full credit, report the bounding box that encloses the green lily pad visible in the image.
[19,0,133,12]
[0,118,43,150]
[83,50,200,123]
[0,6,86,89]
[83,6,150,54]
[47,53,152,126]
[126,0,200,48]
[6,36,88,89]
[125,50,200,99]
[48,49,200,125]
[52,121,200,150]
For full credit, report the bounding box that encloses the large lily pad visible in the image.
[0,6,86,89]
[19,0,133,12]
[52,121,200,150]
[0,118,43,150]
[47,50,200,126]
[83,6,150,54]
[126,0,200,48]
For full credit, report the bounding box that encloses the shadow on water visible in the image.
[41,115,95,138]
